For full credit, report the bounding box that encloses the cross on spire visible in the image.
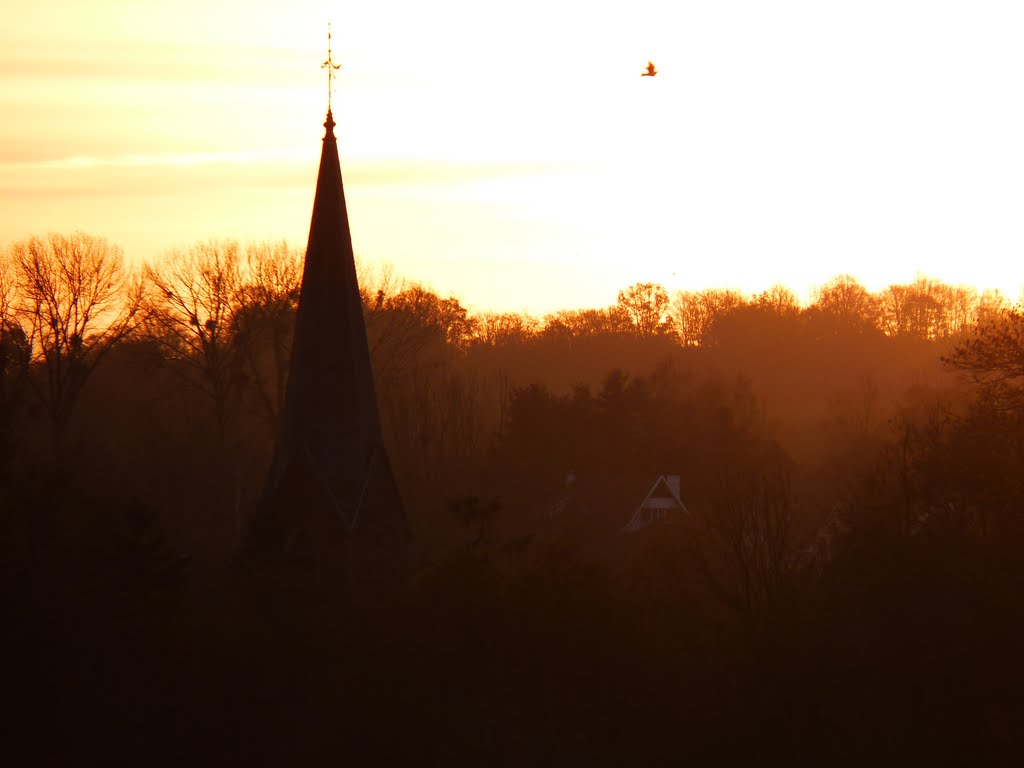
[322,22,341,112]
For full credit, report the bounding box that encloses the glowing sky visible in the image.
[3,0,1024,313]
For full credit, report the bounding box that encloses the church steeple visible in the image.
[254,36,405,576]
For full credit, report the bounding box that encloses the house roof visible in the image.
[622,474,689,533]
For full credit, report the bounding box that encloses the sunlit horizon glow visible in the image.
[3,0,1024,314]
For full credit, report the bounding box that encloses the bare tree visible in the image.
[753,284,800,318]
[355,258,400,311]
[366,283,452,387]
[364,284,481,393]
[699,472,796,630]
[616,282,671,337]
[0,249,30,468]
[938,283,979,338]
[907,277,951,339]
[143,240,243,453]
[811,274,880,332]
[974,288,1010,326]
[382,286,477,348]
[233,241,302,432]
[944,308,1024,392]
[0,250,16,332]
[473,311,539,348]
[670,288,746,347]
[540,307,631,342]
[0,249,27,377]
[10,233,143,465]
[878,277,953,339]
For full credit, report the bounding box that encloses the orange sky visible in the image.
[3,0,1024,314]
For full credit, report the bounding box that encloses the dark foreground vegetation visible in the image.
[3,232,1024,764]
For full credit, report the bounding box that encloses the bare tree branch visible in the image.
[9,233,142,465]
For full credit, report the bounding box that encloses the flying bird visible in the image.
[641,61,657,77]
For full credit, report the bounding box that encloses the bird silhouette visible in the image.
[641,61,657,77]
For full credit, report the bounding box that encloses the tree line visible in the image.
[4,231,1024,764]
[0,232,1015,466]
[2,231,1017,550]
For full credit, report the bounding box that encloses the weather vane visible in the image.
[322,22,341,111]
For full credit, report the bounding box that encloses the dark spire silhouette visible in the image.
[253,78,406,578]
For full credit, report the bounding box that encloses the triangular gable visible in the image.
[623,474,689,533]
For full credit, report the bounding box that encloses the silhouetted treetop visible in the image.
[6,232,143,465]
[616,282,672,338]
[809,274,881,333]
[671,288,746,347]
[944,308,1024,391]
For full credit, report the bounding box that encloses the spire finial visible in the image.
[322,22,341,113]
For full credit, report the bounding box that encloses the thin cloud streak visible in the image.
[0,151,574,189]
[0,149,311,171]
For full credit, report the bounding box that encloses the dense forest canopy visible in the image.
[4,232,1024,764]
